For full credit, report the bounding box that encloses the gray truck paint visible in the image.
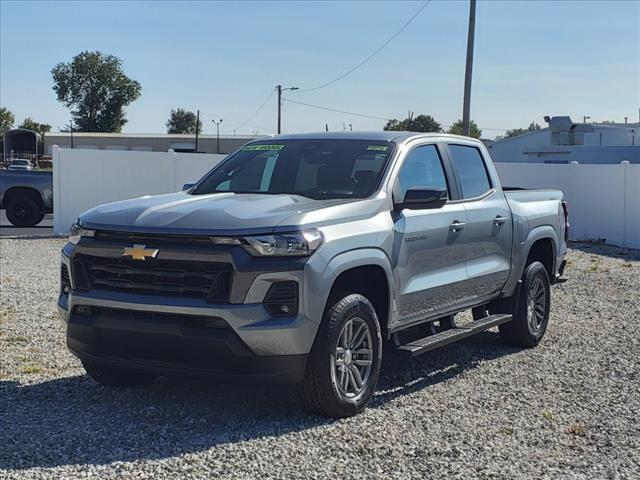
[59,132,567,359]
[0,170,53,211]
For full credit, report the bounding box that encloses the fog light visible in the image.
[263,281,298,316]
[61,264,71,294]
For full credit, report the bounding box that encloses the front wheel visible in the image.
[498,261,551,347]
[301,293,382,418]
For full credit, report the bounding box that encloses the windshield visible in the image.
[192,139,395,199]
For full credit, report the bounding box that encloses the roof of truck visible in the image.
[264,131,474,144]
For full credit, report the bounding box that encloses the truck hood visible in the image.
[79,191,372,236]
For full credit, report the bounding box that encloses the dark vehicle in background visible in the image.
[0,170,53,226]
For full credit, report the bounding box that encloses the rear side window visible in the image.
[397,145,448,199]
[448,145,491,198]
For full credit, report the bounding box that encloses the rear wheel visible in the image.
[6,196,44,227]
[82,361,156,387]
[498,261,551,347]
[301,293,382,418]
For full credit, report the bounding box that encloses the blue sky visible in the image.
[1,0,638,138]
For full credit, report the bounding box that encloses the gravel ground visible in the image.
[1,238,639,479]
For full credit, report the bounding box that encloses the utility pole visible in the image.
[462,0,476,137]
[69,119,74,149]
[211,119,223,154]
[277,84,299,134]
[195,110,200,152]
[277,85,282,134]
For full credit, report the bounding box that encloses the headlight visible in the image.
[68,223,95,245]
[242,229,323,257]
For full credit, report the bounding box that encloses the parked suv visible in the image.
[58,132,568,418]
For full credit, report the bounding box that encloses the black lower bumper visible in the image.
[66,307,307,383]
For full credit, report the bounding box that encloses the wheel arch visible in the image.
[307,248,394,338]
[502,225,558,297]
[2,186,45,210]
[525,237,555,278]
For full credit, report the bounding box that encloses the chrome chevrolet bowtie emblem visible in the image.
[122,244,159,261]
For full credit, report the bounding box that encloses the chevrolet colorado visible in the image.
[58,132,568,418]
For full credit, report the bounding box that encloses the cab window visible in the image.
[448,145,492,198]
[397,145,448,200]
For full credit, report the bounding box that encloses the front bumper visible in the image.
[58,295,312,383]
[59,238,321,382]
[61,303,307,382]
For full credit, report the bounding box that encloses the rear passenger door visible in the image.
[446,143,512,299]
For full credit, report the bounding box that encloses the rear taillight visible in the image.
[561,201,569,241]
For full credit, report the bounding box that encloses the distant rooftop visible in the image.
[45,132,264,140]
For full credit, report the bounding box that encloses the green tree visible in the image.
[447,119,482,138]
[51,51,141,132]
[166,108,202,134]
[18,117,52,137]
[502,121,541,139]
[0,107,15,137]
[383,112,441,132]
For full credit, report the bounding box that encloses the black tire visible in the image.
[498,261,551,348]
[82,360,156,387]
[6,196,44,227]
[301,293,382,418]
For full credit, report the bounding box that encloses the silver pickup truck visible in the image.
[58,132,568,418]
[0,170,53,226]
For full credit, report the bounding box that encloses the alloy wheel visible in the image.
[527,276,547,333]
[331,317,374,401]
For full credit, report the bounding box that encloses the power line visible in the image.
[233,88,276,131]
[295,1,432,93]
[201,112,272,135]
[283,98,391,121]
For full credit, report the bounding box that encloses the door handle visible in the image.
[449,220,466,232]
[493,215,508,225]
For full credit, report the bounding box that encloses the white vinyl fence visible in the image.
[495,161,639,249]
[53,146,224,234]
[52,148,640,249]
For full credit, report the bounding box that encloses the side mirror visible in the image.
[397,187,448,210]
[182,182,195,191]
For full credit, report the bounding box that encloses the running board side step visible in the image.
[396,314,513,357]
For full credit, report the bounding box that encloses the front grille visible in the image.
[73,254,232,302]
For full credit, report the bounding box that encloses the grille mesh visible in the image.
[73,254,232,302]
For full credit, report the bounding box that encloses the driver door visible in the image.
[391,143,469,324]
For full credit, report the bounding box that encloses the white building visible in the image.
[489,116,640,164]
[43,132,263,155]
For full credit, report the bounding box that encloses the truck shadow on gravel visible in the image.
[0,332,518,471]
